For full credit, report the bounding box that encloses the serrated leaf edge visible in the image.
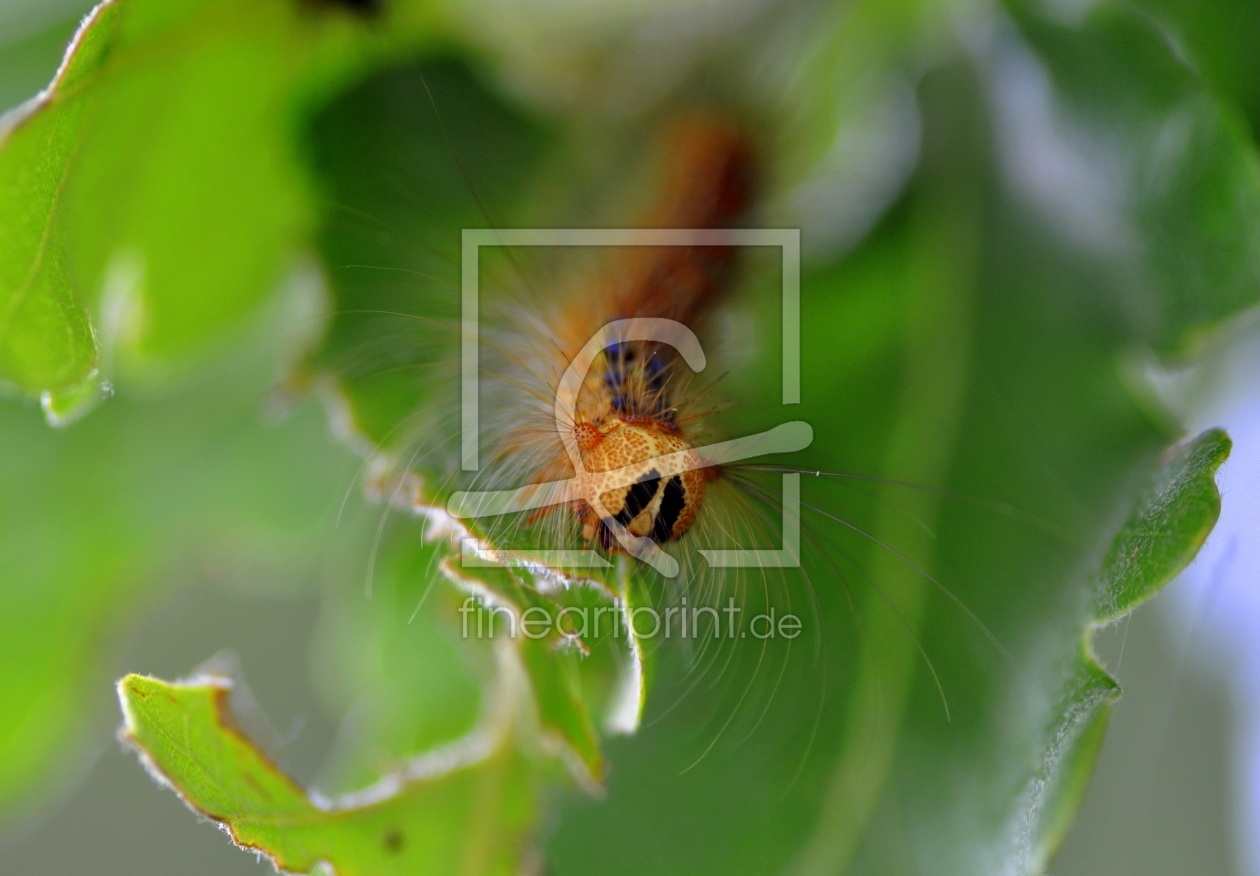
[1013,428,1230,872]
[313,372,649,751]
[117,643,528,874]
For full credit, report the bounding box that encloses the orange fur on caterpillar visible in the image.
[548,112,757,362]
[509,111,757,556]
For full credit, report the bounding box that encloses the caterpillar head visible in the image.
[571,417,709,551]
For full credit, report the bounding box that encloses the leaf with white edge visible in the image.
[439,554,653,789]
[1016,428,1230,870]
[298,55,657,789]
[0,0,120,400]
[0,334,360,814]
[0,0,448,412]
[119,672,538,876]
[76,4,1255,875]
[1095,428,1231,620]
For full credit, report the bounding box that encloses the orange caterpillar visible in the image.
[505,113,757,557]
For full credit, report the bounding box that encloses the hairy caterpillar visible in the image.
[470,114,758,564]
[311,62,1014,742]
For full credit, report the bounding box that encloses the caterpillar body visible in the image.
[314,65,1009,738]
[443,101,1010,684]
[471,113,763,569]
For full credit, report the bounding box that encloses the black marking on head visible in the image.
[383,828,404,853]
[651,476,686,543]
[615,469,662,525]
[595,518,617,551]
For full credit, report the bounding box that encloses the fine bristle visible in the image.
[469,113,757,559]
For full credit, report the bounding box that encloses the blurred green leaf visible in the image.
[1132,0,1260,133]
[119,673,537,876]
[1005,2,1260,353]
[300,55,552,459]
[0,0,447,412]
[286,19,1254,874]
[0,0,1238,871]
[0,1,118,400]
[0,50,365,802]
[546,31,1250,876]
[0,325,361,812]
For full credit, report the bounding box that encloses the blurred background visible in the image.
[1,1,1259,874]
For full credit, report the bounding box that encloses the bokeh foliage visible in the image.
[1,1,1259,874]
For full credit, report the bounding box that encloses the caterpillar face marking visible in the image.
[571,417,709,550]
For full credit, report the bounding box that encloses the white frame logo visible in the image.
[447,228,810,577]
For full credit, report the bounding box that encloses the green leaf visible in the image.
[0,0,448,411]
[1021,428,1231,870]
[1130,0,1260,133]
[542,37,1253,876]
[0,1,119,398]
[0,335,361,812]
[1006,1,1260,354]
[301,54,552,460]
[1095,428,1230,622]
[438,556,609,788]
[299,56,648,787]
[118,673,538,876]
[24,0,1248,873]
